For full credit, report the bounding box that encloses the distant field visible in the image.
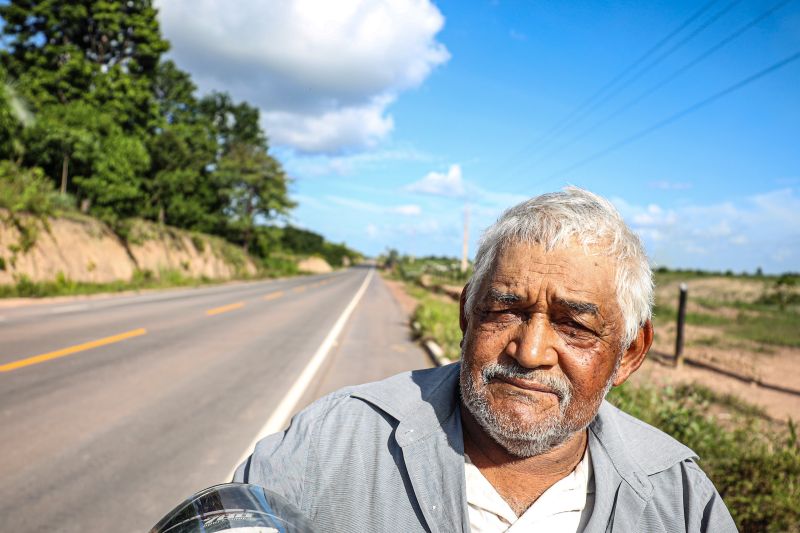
[653,271,800,349]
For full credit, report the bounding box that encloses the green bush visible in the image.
[412,292,463,360]
[11,273,40,297]
[131,269,155,285]
[0,162,65,253]
[0,161,62,216]
[261,254,299,277]
[158,268,192,286]
[0,267,214,298]
[190,233,206,253]
[608,383,800,532]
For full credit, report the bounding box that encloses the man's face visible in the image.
[459,241,635,457]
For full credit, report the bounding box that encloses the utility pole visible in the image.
[461,204,470,273]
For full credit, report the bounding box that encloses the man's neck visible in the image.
[461,403,588,517]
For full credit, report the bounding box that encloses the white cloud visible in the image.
[326,196,421,216]
[394,204,423,216]
[750,188,797,225]
[264,96,395,153]
[399,218,443,235]
[615,188,800,273]
[700,220,733,238]
[157,0,450,153]
[612,198,677,227]
[407,164,466,197]
[280,145,432,177]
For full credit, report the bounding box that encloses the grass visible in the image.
[730,310,800,348]
[261,253,301,277]
[654,303,800,349]
[608,383,799,532]
[687,336,778,355]
[0,251,313,299]
[0,269,219,298]
[654,303,730,327]
[408,284,463,361]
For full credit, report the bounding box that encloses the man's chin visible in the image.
[469,406,566,454]
[485,423,575,458]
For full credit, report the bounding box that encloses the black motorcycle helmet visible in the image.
[150,483,316,533]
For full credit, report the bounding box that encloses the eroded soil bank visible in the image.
[0,212,257,286]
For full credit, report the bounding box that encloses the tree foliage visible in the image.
[0,0,168,132]
[216,141,296,253]
[0,0,359,264]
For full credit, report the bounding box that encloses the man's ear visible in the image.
[613,320,653,387]
[459,282,470,334]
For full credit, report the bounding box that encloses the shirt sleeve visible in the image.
[232,402,326,511]
[681,460,738,533]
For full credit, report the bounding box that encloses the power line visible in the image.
[553,0,742,131]
[521,49,800,190]
[527,0,795,167]
[492,0,722,172]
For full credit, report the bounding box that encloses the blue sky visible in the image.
[157,1,800,273]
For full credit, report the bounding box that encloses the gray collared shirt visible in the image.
[235,363,737,532]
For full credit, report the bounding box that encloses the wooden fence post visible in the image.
[675,283,688,367]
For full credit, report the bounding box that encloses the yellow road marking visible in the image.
[206,302,245,316]
[263,291,284,301]
[0,328,147,373]
[293,286,306,293]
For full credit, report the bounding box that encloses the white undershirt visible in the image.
[464,446,592,532]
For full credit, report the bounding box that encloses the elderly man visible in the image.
[235,188,736,532]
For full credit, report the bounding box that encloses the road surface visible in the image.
[0,266,432,532]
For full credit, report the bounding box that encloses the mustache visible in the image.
[481,362,572,400]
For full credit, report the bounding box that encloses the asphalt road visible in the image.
[0,266,432,532]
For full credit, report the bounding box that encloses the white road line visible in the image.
[50,304,90,314]
[227,268,374,481]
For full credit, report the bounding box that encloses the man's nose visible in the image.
[505,314,558,368]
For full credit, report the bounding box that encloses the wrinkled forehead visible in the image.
[484,240,619,302]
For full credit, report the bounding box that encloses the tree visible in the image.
[23,102,148,220]
[0,2,317,260]
[79,132,149,222]
[145,123,223,231]
[0,68,25,161]
[199,92,266,154]
[153,60,199,125]
[144,60,225,231]
[22,101,95,195]
[1,0,166,217]
[281,226,325,255]
[216,142,295,253]
[0,0,168,134]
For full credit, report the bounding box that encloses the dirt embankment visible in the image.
[0,212,258,285]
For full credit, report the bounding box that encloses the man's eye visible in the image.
[482,309,520,323]
[556,320,594,339]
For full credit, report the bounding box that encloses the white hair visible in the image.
[465,187,653,349]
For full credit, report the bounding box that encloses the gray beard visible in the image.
[459,358,620,457]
